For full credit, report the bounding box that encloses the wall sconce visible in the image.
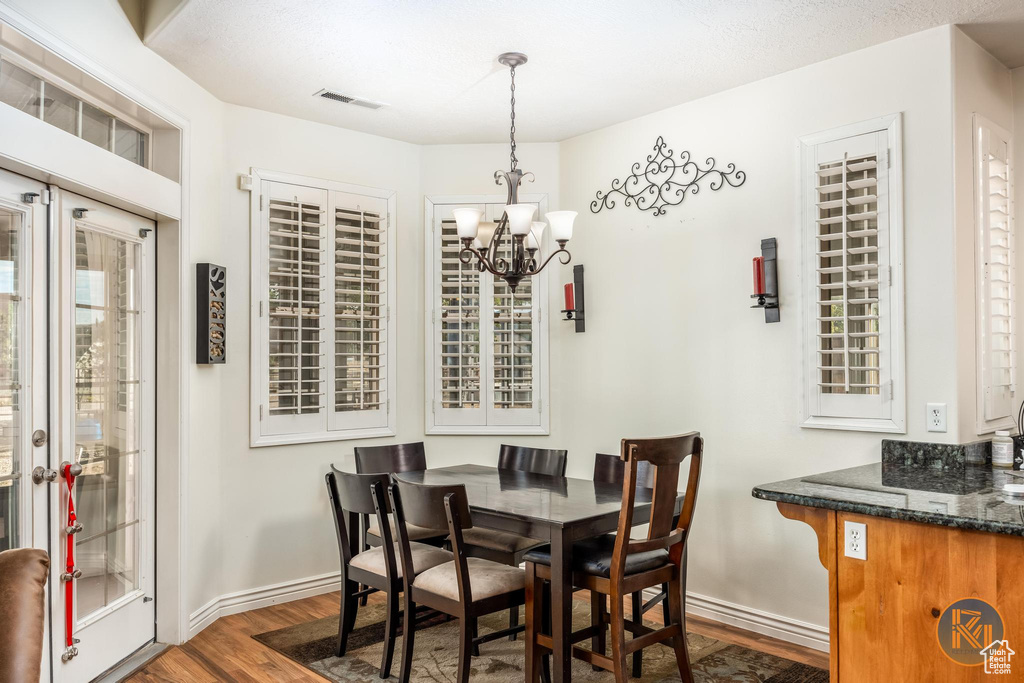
[751,238,779,323]
[562,264,585,333]
[196,263,226,363]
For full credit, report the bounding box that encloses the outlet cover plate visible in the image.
[926,403,947,433]
[844,520,867,560]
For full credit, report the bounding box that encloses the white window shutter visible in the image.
[261,180,328,436]
[427,199,547,433]
[975,116,1015,428]
[251,170,396,445]
[329,191,390,431]
[802,116,904,433]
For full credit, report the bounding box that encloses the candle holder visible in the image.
[750,238,780,323]
[561,264,585,333]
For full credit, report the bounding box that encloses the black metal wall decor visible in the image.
[196,263,226,364]
[561,264,586,333]
[591,136,746,216]
[751,238,780,323]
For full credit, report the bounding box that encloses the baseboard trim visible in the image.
[188,572,829,654]
[188,571,341,639]
[663,589,829,653]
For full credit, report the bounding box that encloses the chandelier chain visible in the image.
[509,65,518,172]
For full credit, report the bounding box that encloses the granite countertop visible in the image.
[752,462,1024,537]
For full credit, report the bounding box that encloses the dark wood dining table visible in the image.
[395,464,686,683]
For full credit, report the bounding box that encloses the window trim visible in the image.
[423,193,550,436]
[799,114,906,434]
[249,167,398,447]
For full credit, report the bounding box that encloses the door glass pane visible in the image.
[73,228,140,618]
[0,210,21,552]
[0,60,41,119]
[42,83,78,136]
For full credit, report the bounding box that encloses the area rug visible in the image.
[253,601,827,682]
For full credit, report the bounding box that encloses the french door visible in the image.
[0,168,156,681]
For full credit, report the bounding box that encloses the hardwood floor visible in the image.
[127,590,828,681]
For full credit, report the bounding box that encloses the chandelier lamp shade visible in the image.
[453,52,576,292]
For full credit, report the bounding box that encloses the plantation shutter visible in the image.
[807,130,893,422]
[262,181,327,436]
[253,171,395,444]
[330,191,390,430]
[975,117,1015,424]
[429,201,544,431]
[486,202,539,426]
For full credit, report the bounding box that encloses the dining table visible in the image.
[395,463,687,683]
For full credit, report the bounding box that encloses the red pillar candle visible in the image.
[564,282,575,311]
[752,257,765,295]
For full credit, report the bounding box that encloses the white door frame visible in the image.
[0,4,193,649]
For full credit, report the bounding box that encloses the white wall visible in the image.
[0,0,989,648]
[556,25,956,629]
[951,29,1014,439]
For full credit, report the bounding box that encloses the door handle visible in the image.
[32,466,57,484]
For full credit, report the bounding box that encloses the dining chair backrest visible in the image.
[611,432,703,575]
[498,444,567,477]
[389,477,476,601]
[593,452,655,488]
[326,467,392,563]
[354,442,427,474]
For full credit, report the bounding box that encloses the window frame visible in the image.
[249,167,397,447]
[423,194,550,436]
[799,114,906,433]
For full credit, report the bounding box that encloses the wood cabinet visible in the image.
[778,502,1024,681]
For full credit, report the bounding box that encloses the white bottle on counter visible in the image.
[993,430,1014,468]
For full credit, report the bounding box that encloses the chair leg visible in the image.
[398,598,416,683]
[526,563,541,683]
[661,582,671,626]
[508,605,520,641]
[590,590,606,671]
[667,575,694,683]
[337,577,358,657]
[630,592,643,678]
[609,589,629,683]
[470,618,480,657]
[457,617,473,683]
[541,581,552,683]
[379,586,400,679]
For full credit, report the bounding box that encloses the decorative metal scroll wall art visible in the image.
[591,137,746,216]
[196,263,226,364]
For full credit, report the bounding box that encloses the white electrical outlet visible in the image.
[926,403,947,433]
[844,521,867,560]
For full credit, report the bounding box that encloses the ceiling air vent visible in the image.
[313,88,385,110]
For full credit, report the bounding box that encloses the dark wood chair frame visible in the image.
[389,477,546,683]
[326,468,411,679]
[461,444,567,642]
[526,433,704,683]
[353,442,446,605]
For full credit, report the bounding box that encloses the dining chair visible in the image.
[325,467,452,678]
[389,476,536,683]
[353,442,446,604]
[460,444,567,641]
[592,452,665,677]
[524,433,704,683]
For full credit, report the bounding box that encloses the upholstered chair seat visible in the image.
[367,518,444,542]
[413,556,526,602]
[459,527,545,554]
[523,533,670,577]
[349,542,452,579]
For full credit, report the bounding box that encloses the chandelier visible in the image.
[451,52,576,293]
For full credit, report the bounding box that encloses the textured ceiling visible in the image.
[146,0,1024,144]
